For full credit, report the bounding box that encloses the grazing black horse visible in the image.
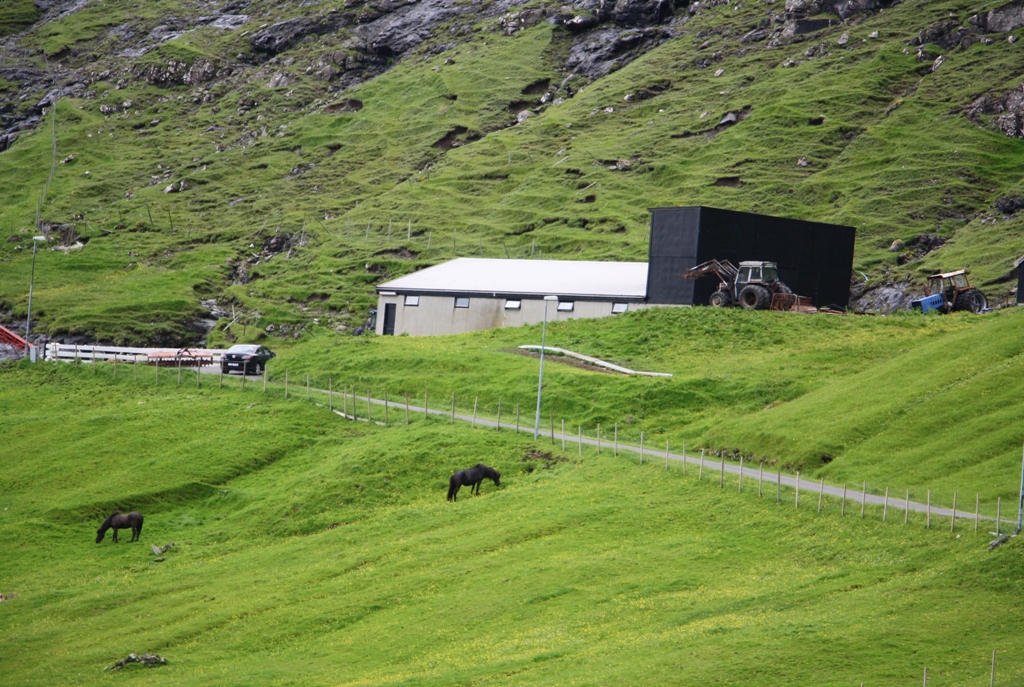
[96,512,144,543]
[447,464,500,502]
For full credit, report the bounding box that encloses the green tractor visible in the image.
[680,259,792,310]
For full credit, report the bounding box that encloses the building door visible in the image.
[382,303,396,335]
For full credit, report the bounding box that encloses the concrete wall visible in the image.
[375,294,648,336]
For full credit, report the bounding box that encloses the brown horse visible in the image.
[96,512,144,543]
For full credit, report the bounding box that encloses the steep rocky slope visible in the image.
[1,0,1023,343]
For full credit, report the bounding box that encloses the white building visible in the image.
[374,258,649,336]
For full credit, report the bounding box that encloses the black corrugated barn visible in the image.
[645,207,857,308]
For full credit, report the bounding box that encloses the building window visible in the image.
[504,299,521,310]
[612,303,628,314]
[404,295,419,307]
[556,301,574,312]
[454,297,470,309]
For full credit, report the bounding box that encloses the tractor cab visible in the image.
[736,261,780,286]
[926,271,969,300]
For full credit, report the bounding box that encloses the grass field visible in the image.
[227,304,1024,504]
[1,362,1023,686]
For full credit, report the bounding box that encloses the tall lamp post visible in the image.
[1017,438,1024,534]
[533,295,558,439]
[24,235,46,360]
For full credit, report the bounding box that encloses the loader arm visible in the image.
[680,259,739,284]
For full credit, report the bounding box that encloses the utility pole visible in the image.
[533,296,558,439]
[1017,437,1024,533]
[24,235,46,360]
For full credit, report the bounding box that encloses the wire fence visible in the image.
[57,356,1024,538]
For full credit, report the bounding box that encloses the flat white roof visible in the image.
[378,258,648,299]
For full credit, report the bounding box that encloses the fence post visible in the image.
[406,392,410,424]
[699,449,704,480]
[367,389,372,423]
[975,494,980,532]
[640,431,644,464]
[597,424,601,455]
[134,357,138,382]
[665,440,670,470]
[550,414,554,444]
[113,357,117,379]
[197,364,201,389]
[996,497,1001,535]
[795,471,799,508]
[177,359,181,387]
[923,666,927,687]
[842,484,847,516]
[578,425,582,456]
[219,365,223,389]
[720,455,724,488]
[242,366,246,390]
[263,366,267,393]
[819,478,824,513]
[451,392,455,424]
[515,404,520,434]
[472,396,477,428]
[385,388,389,426]
[284,370,288,398]
[951,491,957,532]
[156,361,160,385]
[991,649,996,687]
[614,424,618,457]
[424,389,428,420]
[496,398,501,430]
[682,441,687,476]
[343,386,348,417]
[759,462,763,496]
[329,377,333,412]
[861,482,866,518]
[883,487,889,521]
[306,375,310,401]
[905,489,910,524]
[927,490,931,529]
[738,457,743,492]
[562,420,566,451]
[776,467,781,504]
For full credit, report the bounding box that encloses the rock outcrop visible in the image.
[972,0,1024,33]
[966,85,1024,138]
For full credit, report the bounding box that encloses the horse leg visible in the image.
[452,484,460,502]
[112,527,118,543]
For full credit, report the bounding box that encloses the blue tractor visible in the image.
[912,269,988,314]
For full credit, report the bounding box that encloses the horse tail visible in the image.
[447,475,459,501]
[137,514,144,535]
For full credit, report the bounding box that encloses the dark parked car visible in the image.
[220,344,275,375]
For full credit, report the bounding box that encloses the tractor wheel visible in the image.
[738,284,771,310]
[709,290,731,308]
[954,288,987,314]
[777,284,793,295]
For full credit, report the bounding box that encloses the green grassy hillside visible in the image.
[249,304,1024,503]
[2,0,1024,341]
[1,363,1022,686]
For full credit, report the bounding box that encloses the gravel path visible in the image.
[321,388,1018,531]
